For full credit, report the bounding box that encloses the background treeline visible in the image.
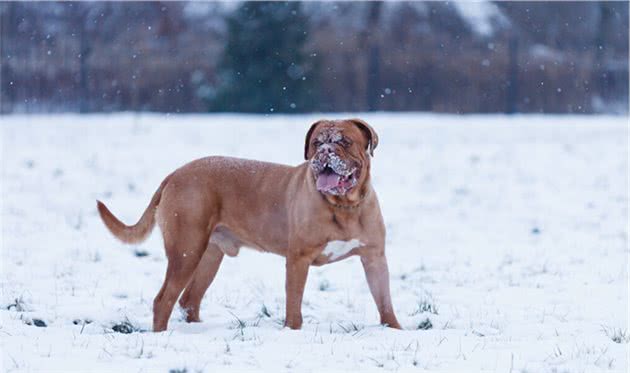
[0,1,627,114]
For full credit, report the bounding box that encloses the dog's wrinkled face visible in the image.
[304,119,378,196]
[310,128,360,195]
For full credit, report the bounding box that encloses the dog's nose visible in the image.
[320,144,334,153]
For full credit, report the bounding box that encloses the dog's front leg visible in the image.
[284,253,311,329]
[361,252,402,329]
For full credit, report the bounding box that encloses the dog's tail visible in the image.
[96,175,170,244]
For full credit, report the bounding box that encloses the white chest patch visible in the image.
[322,239,364,260]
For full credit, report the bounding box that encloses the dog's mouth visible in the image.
[311,152,359,195]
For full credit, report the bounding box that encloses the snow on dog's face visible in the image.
[304,119,378,196]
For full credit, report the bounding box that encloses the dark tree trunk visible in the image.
[79,27,92,113]
[0,3,16,113]
[593,3,613,102]
[506,35,519,114]
[365,2,382,111]
[420,64,434,111]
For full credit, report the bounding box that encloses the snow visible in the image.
[1,113,628,372]
[452,1,507,36]
[323,239,363,260]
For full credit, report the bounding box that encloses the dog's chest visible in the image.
[322,239,363,259]
[312,238,364,265]
[299,201,376,265]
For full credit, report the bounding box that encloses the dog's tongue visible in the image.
[316,171,341,191]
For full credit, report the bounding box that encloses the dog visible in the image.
[97,118,401,331]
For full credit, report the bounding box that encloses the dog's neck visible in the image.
[321,187,370,210]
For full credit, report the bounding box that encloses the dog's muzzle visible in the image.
[310,149,358,195]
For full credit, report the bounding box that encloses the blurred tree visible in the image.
[593,2,614,103]
[363,2,382,111]
[67,2,107,113]
[210,1,316,112]
[506,35,519,114]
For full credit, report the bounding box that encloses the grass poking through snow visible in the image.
[602,326,630,344]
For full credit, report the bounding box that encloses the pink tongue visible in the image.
[316,172,341,191]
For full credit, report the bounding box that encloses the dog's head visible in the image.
[304,118,378,196]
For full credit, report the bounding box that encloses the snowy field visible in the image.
[1,113,628,372]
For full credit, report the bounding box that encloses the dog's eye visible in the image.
[339,138,351,147]
[312,140,322,147]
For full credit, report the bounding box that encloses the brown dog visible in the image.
[97,118,401,331]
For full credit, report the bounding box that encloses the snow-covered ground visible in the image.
[1,113,628,372]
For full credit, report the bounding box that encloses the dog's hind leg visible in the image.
[152,231,210,332]
[178,243,224,323]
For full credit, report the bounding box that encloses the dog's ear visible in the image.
[349,118,379,156]
[304,120,324,160]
